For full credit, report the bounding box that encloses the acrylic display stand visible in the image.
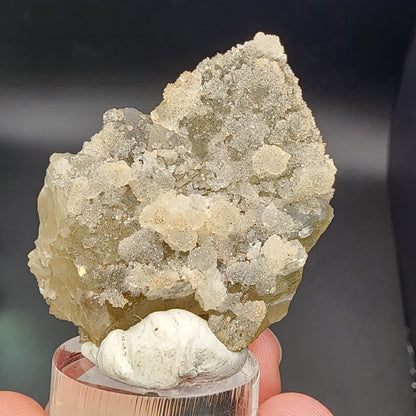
[48,337,259,416]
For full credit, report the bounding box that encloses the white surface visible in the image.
[81,309,248,389]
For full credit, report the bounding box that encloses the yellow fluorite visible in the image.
[28,33,336,351]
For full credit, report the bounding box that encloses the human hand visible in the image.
[0,329,333,416]
[249,329,334,415]
[0,391,47,416]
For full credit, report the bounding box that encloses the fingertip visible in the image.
[258,392,334,416]
[250,329,282,364]
[0,391,46,416]
[249,329,282,404]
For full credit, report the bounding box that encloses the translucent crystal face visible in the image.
[28,32,336,351]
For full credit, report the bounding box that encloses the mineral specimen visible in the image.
[28,32,336,352]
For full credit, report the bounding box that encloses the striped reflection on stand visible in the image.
[49,337,259,416]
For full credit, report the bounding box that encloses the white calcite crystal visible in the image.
[81,309,248,389]
[28,32,336,353]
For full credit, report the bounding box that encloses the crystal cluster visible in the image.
[28,33,336,351]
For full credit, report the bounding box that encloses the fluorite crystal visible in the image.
[28,33,336,351]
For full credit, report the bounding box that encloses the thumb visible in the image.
[249,329,282,404]
[0,391,47,416]
[258,392,334,416]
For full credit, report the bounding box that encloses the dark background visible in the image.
[1,1,415,415]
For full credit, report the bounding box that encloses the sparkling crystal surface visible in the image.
[28,33,336,351]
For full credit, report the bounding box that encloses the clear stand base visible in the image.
[49,337,259,416]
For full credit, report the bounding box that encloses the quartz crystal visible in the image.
[28,33,336,351]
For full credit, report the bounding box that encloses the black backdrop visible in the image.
[1,1,416,415]
[1,0,415,90]
[390,34,416,367]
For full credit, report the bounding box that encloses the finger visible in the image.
[258,392,334,416]
[45,403,49,415]
[249,329,282,404]
[0,391,47,416]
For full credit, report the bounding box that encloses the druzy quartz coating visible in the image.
[28,33,336,352]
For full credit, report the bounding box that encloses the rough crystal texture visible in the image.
[28,33,336,351]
